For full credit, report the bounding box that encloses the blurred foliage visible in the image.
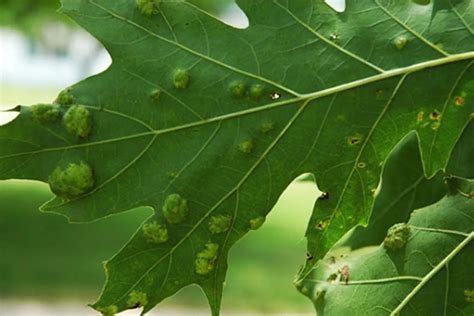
[0,0,68,35]
[0,0,233,35]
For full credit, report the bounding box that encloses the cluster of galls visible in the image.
[32,89,96,200]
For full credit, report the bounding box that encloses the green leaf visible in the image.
[297,127,474,315]
[298,178,474,315]
[0,0,473,314]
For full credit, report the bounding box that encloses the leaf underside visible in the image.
[0,0,473,315]
[297,124,474,315]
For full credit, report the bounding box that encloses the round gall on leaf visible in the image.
[195,243,219,275]
[96,305,118,316]
[49,162,95,199]
[173,68,190,89]
[383,223,410,250]
[31,104,61,124]
[250,84,264,100]
[150,89,161,102]
[393,36,408,50]
[63,105,92,138]
[239,140,254,154]
[127,290,148,308]
[249,216,265,230]
[229,81,246,97]
[136,0,161,16]
[55,88,74,105]
[142,221,168,244]
[208,215,232,234]
[162,193,188,224]
[464,289,474,303]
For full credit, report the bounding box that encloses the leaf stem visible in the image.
[306,275,423,285]
[390,232,474,315]
[410,225,469,237]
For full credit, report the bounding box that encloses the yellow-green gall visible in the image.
[162,193,188,224]
[49,162,95,199]
[143,221,168,244]
[195,243,219,275]
[239,140,254,154]
[64,105,92,138]
[127,290,148,308]
[96,305,118,316]
[31,104,61,124]
[416,111,424,123]
[136,0,161,16]
[150,89,161,102]
[249,216,265,230]
[384,223,410,250]
[393,36,408,50]
[250,84,264,100]
[464,289,474,303]
[208,215,232,234]
[55,88,74,105]
[173,68,190,89]
[229,81,246,98]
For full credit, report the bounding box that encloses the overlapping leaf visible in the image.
[0,0,473,314]
[297,124,474,315]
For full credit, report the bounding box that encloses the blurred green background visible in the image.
[0,0,317,314]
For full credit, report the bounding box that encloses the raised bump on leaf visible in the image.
[393,36,408,50]
[127,290,148,308]
[49,162,95,199]
[142,221,168,244]
[150,89,161,103]
[229,80,246,98]
[250,84,264,100]
[173,68,190,89]
[63,105,92,138]
[195,243,219,275]
[96,305,118,316]
[55,88,74,105]
[431,121,441,130]
[162,193,188,224]
[464,289,474,303]
[208,214,232,234]
[239,140,254,154]
[416,111,424,123]
[249,216,265,230]
[136,0,161,16]
[31,104,61,124]
[383,223,410,250]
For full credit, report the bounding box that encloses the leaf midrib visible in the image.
[1,53,472,162]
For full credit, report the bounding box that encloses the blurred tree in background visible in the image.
[0,0,233,35]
